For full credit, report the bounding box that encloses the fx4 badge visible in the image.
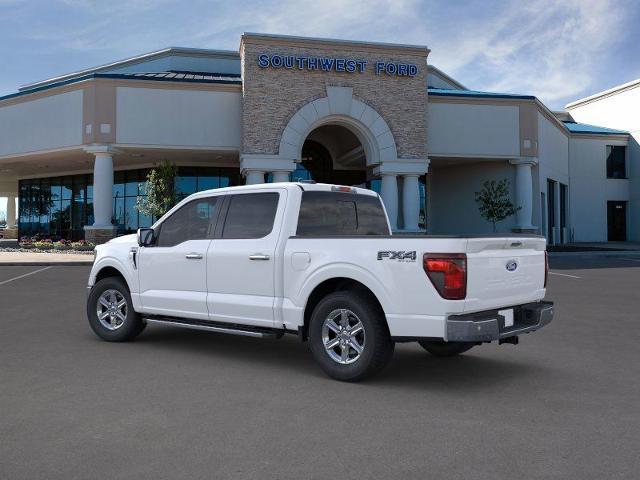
[377,251,417,262]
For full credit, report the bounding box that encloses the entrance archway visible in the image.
[297,124,368,186]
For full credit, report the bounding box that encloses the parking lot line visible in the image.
[0,266,52,286]
[549,271,581,279]
[620,258,640,263]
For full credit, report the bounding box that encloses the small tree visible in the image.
[474,179,520,232]
[136,161,178,218]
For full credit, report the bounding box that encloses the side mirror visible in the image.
[137,228,155,247]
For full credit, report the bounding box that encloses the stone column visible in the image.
[271,171,290,183]
[380,174,399,230]
[6,195,16,228]
[244,170,265,185]
[402,175,421,231]
[84,145,118,244]
[510,158,537,232]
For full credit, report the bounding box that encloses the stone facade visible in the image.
[240,35,429,161]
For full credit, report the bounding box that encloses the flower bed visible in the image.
[11,236,96,255]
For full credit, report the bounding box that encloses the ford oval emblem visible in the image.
[506,260,518,272]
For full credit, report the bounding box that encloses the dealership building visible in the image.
[0,33,637,243]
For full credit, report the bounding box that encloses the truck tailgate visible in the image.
[464,237,546,313]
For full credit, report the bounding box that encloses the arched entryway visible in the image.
[240,86,429,231]
[294,124,369,186]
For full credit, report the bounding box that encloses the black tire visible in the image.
[308,291,394,382]
[87,277,145,342]
[418,340,474,357]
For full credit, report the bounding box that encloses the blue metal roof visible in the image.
[0,71,242,102]
[562,121,628,135]
[428,87,535,100]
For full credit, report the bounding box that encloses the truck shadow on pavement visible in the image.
[132,326,543,390]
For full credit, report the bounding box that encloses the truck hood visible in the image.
[107,233,137,245]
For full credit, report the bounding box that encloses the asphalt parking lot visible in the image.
[1,256,639,479]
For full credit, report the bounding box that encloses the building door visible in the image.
[547,179,556,242]
[607,201,627,241]
[560,184,568,243]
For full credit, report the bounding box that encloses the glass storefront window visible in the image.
[18,166,240,240]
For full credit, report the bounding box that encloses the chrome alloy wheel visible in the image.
[322,309,366,365]
[96,289,128,331]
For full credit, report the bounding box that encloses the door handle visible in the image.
[185,253,203,260]
[249,254,270,261]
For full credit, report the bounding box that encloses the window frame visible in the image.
[606,145,627,179]
[295,191,390,237]
[153,196,221,248]
[218,191,282,240]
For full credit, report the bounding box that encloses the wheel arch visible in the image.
[91,257,135,293]
[300,276,388,341]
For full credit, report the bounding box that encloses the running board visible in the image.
[143,317,284,339]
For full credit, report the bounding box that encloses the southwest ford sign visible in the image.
[257,54,418,77]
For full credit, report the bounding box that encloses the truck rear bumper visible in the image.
[446,301,554,342]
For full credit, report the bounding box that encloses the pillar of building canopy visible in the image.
[240,154,295,185]
[84,145,118,244]
[373,159,430,232]
[509,157,538,233]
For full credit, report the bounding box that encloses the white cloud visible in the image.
[426,0,631,107]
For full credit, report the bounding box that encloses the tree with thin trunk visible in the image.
[474,179,520,232]
[136,161,178,219]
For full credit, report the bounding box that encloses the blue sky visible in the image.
[1,0,640,216]
[1,0,639,109]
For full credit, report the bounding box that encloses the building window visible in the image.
[18,166,240,241]
[606,145,626,179]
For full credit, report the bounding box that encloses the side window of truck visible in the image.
[296,191,389,236]
[156,197,219,247]
[221,193,280,239]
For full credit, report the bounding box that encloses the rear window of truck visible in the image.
[296,191,389,236]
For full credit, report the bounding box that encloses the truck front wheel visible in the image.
[308,291,394,382]
[418,340,474,357]
[87,277,145,342]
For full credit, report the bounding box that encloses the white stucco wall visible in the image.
[568,85,639,241]
[116,87,242,148]
[0,90,83,157]
[568,137,629,242]
[427,102,520,157]
[429,161,517,234]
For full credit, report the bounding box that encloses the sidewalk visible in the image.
[0,251,94,266]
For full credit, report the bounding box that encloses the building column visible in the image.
[240,154,295,186]
[244,170,265,185]
[84,145,118,244]
[6,195,16,229]
[380,174,399,230]
[402,174,421,231]
[271,171,290,183]
[374,159,429,232]
[510,157,538,232]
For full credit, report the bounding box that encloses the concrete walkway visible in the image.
[0,251,93,265]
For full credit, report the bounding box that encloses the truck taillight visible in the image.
[544,250,549,288]
[423,253,467,300]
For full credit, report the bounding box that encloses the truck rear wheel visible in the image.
[87,277,145,342]
[308,291,394,382]
[418,340,474,357]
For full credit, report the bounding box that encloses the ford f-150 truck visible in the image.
[87,182,553,381]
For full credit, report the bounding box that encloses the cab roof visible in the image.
[190,182,379,198]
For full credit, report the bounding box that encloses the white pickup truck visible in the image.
[87,182,553,381]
